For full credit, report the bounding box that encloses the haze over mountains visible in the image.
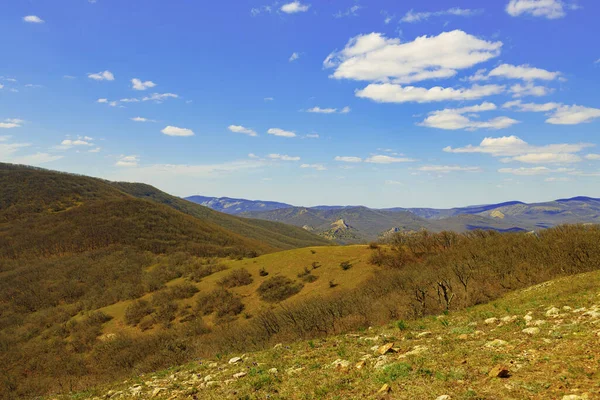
[186,195,600,243]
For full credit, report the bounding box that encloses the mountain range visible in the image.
[185,195,600,243]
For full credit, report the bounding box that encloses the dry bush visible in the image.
[218,268,253,288]
[124,300,154,326]
[195,288,244,318]
[257,276,303,303]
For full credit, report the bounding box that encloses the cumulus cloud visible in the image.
[281,1,310,13]
[419,102,519,130]
[300,163,326,170]
[61,139,92,147]
[356,83,505,103]
[161,126,194,137]
[116,155,139,167]
[509,82,553,97]
[228,125,258,137]
[88,70,115,81]
[131,78,156,91]
[489,63,560,81]
[417,165,482,173]
[506,0,568,19]
[503,100,600,124]
[23,15,44,23]
[324,30,502,85]
[268,153,301,161]
[365,155,416,164]
[334,156,362,163]
[585,154,600,160]
[400,7,481,23]
[444,135,593,164]
[267,128,296,138]
[305,133,320,138]
[289,52,300,62]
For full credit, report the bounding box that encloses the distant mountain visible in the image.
[185,195,292,214]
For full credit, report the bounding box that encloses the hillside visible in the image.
[68,268,600,400]
[242,206,533,243]
[0,163,329,258]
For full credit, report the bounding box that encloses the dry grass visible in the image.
[70,269,600,400]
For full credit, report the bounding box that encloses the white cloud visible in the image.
[61,139,92,147]
[88,70,115,81]
[545,177,571,182]
[248,153,260,159]
[131,78,156,91]
[300,163,326,171]
[289,52,300,62]
[89,147,101,153]
[0,84,3,90]
[1,141,62,166]
[131,117,156,122]
[264,97,274,101]
[499,166,573,175]
[0,118,24,129]
[334,5,361,18]
[267,128,296,138]
[365,155,416,164]
[509,82,553,97]
[305,133,320,138]
[444,135,593,164]
[120,98,140,103]
[306,106,351,114]
[503,101,600,125]
[228,125,258,137]
[356,83,505,103]
[280,1,310,14]
[324,30,502,84]
[506,0,567,19]
[142,93,179,102]
[488,63,560,81]
[334,156,362,163]
[546,105,600,125]
[585,154,600,160]
[400,7,481,23]
[23,15,44,23]
[268,153,300,161]
[418,165,482,173]
[419,102,519,130]
[116,155,139,167]
[385,180,403,185]
[97,98,108,104]
[250,5,273,16]
[161,126,195,137]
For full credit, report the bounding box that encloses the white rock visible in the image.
[416,331,431,338]
[546,307,560,317]
[228,357,243,364]
[399,345,428,358]
[203,375,214,382]
[562,395,585,400]
[205,381,218,387]
[485,317,499,325]
[268,368,278,374]
[233,372,247,379]
[524,315,533,322]
[501,315,517,323]
[331,359,350,369]
[484,339,507,348]
[563,306,572,311]
[436,396,451,400]
[151,388,166,397]
[533,320,547,326]
[374,356,390,370]
[522,327,540,335]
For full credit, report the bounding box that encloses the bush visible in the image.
[188,263,227,282]
[311,261,321,269]
[257,276,303,303]
[259,268,269,277]
[196,288,244,317]
[368,242,380,249]
[340,261,352,271]
[124,300,154,326]
[218,268,253,288]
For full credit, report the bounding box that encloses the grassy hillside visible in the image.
[76,268,600,399]
[111,182,331,250]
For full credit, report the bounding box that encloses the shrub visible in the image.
[218,268,253,288]
[302,274,318,283]
[257,276,303,303]
[368,242,380,249]
[196,288,244,317]
[311,261,321,270]
[328,280,338,288]
[340,261,352,271]
[259,268,269,277]
[188,263,227,282]
[124,300,154,326]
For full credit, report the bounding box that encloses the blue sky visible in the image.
[1,0,599,208]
